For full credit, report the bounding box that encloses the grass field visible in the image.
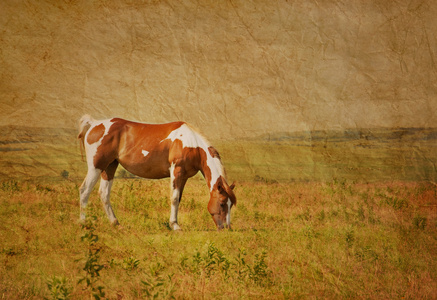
[0,179,436,299]
[0,126,436,299]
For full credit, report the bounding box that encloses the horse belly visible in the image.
[117,153,171,179]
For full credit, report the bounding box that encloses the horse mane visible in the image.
[185,123,226,179]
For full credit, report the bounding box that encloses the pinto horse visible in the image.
[77,115,236,230]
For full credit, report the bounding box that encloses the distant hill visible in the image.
[1,126,436,182]
[2,126,436,145]
[253,127,437,143]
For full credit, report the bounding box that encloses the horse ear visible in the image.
[221,178,236,206]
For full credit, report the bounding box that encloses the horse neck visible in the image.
[199,149,224,192]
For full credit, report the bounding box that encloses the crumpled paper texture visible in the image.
[0,0,436,181]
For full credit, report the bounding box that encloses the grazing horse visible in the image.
[77,115,236,230]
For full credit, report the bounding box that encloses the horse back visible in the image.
[99,119,186,178]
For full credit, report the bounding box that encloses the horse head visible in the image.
[208,176,236,230]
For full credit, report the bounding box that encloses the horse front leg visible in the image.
[169,164,187,230]
[169,188,182,230]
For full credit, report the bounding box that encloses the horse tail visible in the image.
[77,114,94,160]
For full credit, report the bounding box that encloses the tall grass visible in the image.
[0,179,436,299]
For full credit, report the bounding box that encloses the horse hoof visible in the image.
[172,224,182,231]
[111,220,120,226]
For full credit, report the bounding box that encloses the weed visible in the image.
[36,184,55,193]
[0,180,21,192]
[249,250,272,286]
[254,211,268,221]
[61,170,69,179]
[140,263,175,299]
[387,197,408,210]
[316,209,325,222]
[228,247,273,286]
[77,216,105,300]
[122,257,140,271]
[345,227,355,249]
[355,246,379,263]
[357,204,365,222]
[254,175,278,184]
[107,258,119,269]
[303,225,317,239]
[45,275,72,300]
[234,247,249,279]
[1,246,21,256]
[413,215,427,230]
[181,243,272,288]
[190,242,231,277]
[367,206,378,224]
[296,208,311,221]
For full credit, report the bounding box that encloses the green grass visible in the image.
[0,179,436,299]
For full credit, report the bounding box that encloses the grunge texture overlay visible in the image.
[1,0,436,138]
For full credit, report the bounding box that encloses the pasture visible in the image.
[0,126,436,298]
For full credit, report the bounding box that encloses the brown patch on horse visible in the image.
[198,148,212,186]
[87,123,105,144]
[208,146,221,160]
[101,160,119,181]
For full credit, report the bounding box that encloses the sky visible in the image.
[1,0,436,139]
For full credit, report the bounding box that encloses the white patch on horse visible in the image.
[162,124,200,148]
[205,153,223,192]
[141,150,149,157]
[226,198,232,226]
[85,119,114,168]
[162,124,224,191]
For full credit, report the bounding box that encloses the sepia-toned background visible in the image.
[1,3,437,298]
[0,0,436,181]
[2,0,436,136]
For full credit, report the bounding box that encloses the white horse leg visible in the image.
[99,178,119,225]
[169,163,186,230]
[169,188,181,230]
[226,199,232,229]
[79,167,101,222]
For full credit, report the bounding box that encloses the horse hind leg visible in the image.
[79,167,102,222]
[169,164,187,230]
[99,160,119,225]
